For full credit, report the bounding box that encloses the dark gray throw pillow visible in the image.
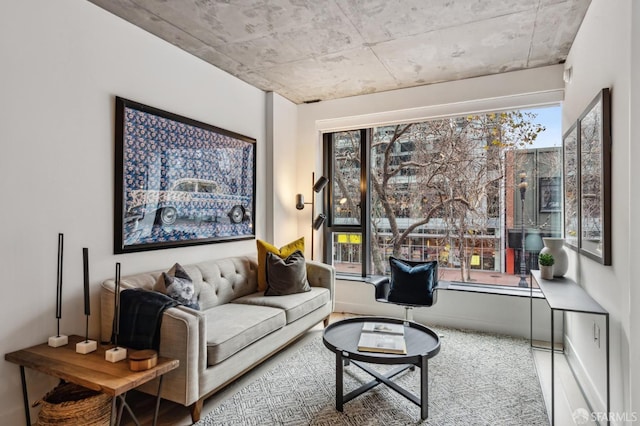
[265,250,311,296]
[387,257,438,306]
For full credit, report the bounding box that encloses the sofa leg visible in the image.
[190,399,204,423]
[323,316,330,328]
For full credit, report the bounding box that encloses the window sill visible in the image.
[335,273,544,299]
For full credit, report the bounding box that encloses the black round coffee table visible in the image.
[322,316,440,420]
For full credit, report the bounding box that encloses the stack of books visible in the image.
[357,322,407,354]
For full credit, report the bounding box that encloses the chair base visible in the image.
[404,307,413,321]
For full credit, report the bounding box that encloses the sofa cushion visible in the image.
[205,303,285,366]
[232,287,330,324]
[256,237,305,292]
[265,250,311,296]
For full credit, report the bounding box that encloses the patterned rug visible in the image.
[196,327,548,425]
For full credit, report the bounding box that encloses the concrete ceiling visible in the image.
[87,0,590,104]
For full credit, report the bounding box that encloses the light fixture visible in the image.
[563,66,573,84]
[518,172,528,288]
[313,176,329,193]
[296,173,329,259]
[313,213,326,230]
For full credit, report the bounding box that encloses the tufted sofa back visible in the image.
[100,255,258,342]
[183,256,258,309]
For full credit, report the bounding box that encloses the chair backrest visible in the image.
[384,257,439,307]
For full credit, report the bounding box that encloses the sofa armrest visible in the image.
[155,306,205,406]
[100,280,205,407]
[306,260,335,311]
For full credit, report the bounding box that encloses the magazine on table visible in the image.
[358,322,407,354]
[361,322,405,335]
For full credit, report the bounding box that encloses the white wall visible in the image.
[266,92,300,246]
[561,0,633,420]
[0,1,267,423]
[335,279,556,340]
[631,1,640,419]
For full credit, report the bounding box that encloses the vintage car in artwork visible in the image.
[126,178,251,226]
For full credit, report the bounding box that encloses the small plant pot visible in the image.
[539,264,554,280]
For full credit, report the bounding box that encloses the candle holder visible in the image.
[76,248,97,354]
[49,233,68,347]
[106,262,127,362]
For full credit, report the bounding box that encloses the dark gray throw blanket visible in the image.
[115,288,178,350]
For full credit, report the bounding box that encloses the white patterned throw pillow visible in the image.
[154,263,200,310]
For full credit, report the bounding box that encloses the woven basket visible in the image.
[34,382,111,426]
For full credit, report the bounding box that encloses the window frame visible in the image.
[320,103,563,287]
[323,130,371,276]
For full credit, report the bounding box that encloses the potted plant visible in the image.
[538,253,554,280]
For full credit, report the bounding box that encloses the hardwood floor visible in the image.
[117,313,352,425]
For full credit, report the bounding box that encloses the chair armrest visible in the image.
[370,276,391,301]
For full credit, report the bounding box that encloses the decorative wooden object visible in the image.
[128,350,158,371]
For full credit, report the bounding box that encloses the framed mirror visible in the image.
[578,88,611,265]
[563,122,579,250]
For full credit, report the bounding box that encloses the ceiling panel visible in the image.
[87,0,590,104]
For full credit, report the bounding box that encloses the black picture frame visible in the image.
[577,88,611,265]
[114,97,256,254]
[539,177,561,213]
[563,122,579,250]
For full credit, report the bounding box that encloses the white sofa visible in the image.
[101,255,334,423]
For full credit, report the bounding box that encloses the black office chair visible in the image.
[372,257,442,321]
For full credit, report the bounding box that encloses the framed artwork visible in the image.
[539,177,561,213]
[562,123,579,250]
[577,88,611,265]
[114,97,256,253]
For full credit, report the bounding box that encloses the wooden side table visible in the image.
[5,335,179,426]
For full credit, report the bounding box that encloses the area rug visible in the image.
[196,327,548,425]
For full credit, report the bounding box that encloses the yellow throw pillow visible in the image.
[256,237,305,291]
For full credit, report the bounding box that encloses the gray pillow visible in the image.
[265,250,311,296]
[155,263,199,309]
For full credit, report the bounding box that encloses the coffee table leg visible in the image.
[420,355,428,420]
[335,351,344,412]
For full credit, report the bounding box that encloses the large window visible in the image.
[325,107,562,287]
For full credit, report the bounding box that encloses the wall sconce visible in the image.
[563,66,573,84]
[296,173,329,259]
